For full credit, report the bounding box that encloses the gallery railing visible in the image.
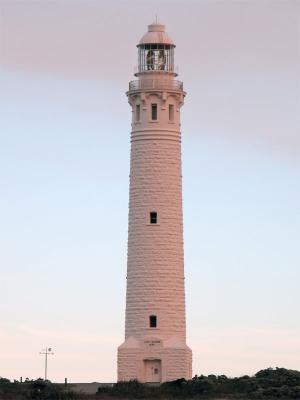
[129,79,183,91]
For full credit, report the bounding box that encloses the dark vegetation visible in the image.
[1,368,300,400]
[98,368,300,399]
[0,378,78,400]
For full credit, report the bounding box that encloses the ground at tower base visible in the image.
[1,368,300,400]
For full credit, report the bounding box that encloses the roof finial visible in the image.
[155,14,158,24]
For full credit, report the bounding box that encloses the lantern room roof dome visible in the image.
[138,22,174,46]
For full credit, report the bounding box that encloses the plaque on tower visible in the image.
[117,21,192,383]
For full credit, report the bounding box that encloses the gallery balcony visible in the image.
[128,79,183,92]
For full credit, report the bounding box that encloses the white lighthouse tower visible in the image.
[118,21,192,383]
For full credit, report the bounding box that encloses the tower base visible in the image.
[117,336,192,383]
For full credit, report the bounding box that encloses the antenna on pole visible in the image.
[39,347,54,381]
[155,14,158,23]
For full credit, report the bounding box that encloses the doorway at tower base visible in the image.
[117,337,192,383]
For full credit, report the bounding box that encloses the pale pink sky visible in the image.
[0,0,299,382]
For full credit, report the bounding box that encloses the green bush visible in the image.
[2,368,300,399]
[0,378,79,400]
[96,368,300,399]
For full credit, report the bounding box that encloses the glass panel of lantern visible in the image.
[138,45,174,72]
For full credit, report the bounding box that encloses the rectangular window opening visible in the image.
[135,104,140,122]
[149,315,157,328]
[169,104,174,121]
[151,104,157,120]
[150,211,157,224]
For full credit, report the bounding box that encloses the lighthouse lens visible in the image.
[138,44,174,72]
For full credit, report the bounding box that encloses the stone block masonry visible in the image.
[117,21,192,383]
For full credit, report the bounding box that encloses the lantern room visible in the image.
[137,22,175,73]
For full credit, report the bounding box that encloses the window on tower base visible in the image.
[149,315,157,328]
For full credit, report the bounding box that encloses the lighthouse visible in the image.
[118,22,192,383]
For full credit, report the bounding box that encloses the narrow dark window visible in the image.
[150,211,157,224]
[135,104,140,122]
[169,104,174,121]
[149,315,157,328]
[151,104,157,120]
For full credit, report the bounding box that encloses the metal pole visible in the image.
[39,347,54,381]
[45,348,47,380]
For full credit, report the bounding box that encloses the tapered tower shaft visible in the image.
[118,22,192,383]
